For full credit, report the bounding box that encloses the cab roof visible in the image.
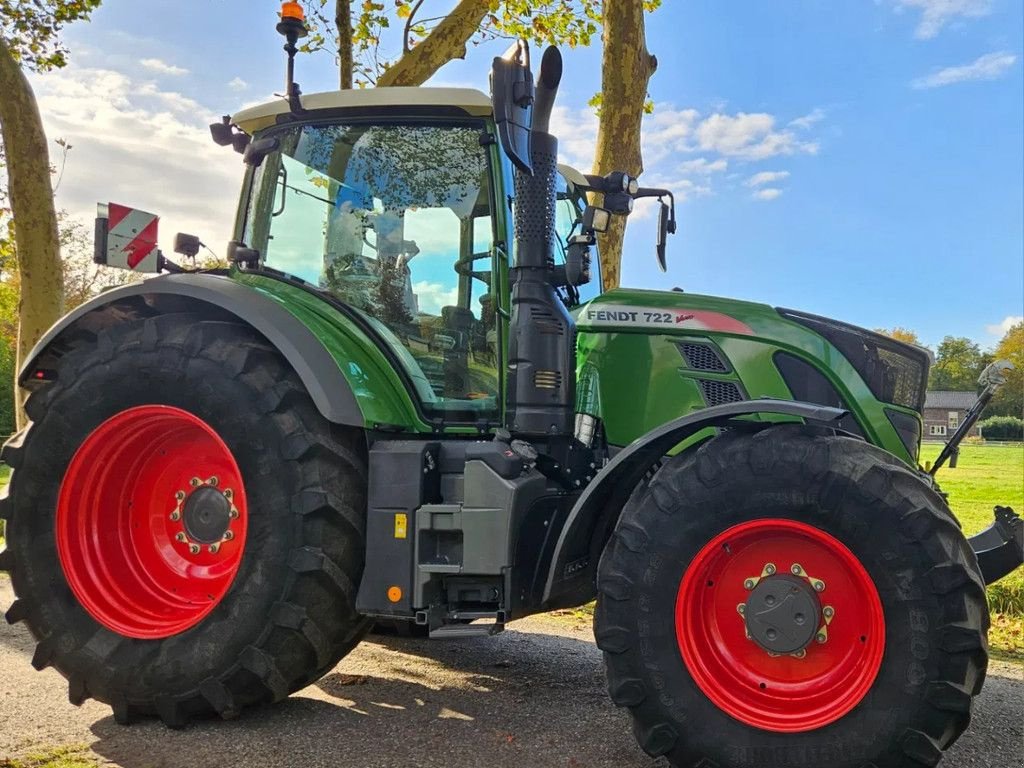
[231,87,493,134]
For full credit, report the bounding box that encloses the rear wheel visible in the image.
[595,426,988,768]
[1,315,370,726]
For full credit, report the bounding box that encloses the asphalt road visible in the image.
[1,579,1021,768]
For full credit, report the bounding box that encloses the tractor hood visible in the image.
[573,286,931,464]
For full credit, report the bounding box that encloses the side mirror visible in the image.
[564,239,592,287]
[656,201,671,272]
[491,40,534,174]
[173,232,201,259]
[243,136,280,168]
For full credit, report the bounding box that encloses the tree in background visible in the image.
[929,335,987,391]
[988,321,1023,417]
[592,0,659,289]
[0,0,102,430]
[875,327,922,346]
[298,0,600,88]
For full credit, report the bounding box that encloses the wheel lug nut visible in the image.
[791,563,803,575]
[223,530,234,541]
[175,491,186,502]
[170,510,181,522]
[743,578,755,590]
[229,507,239,520]
[736,603,746,615]
[175,532,187,543]
[823,606,834,619]
[793,649,807,659]
[813,580,825,592]
[224,489,233,500]
[816,632,827,644]
[189,543,201,555]
[764,563,776,575]
[208,476,218,487]
[209,543,220,554]
[190,477,201,488]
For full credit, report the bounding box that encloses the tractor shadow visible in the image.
[87,621,654,768]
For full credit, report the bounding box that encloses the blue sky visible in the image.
[36,0,1023,349]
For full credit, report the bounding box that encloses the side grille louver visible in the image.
[697,379,744,407]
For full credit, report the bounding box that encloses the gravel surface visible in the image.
[1,579,1021,768]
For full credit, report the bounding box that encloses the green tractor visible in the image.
[2,13,1021,767]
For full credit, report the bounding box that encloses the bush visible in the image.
[0,338,14,437]
[979,415,1024,440]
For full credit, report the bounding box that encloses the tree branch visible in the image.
[336,0,353,89]
[403,0,426,54]
[376,0,491,87]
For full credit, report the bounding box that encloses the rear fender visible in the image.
[541,400,849,608]
[20,273,369,427]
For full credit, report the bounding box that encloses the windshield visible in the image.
[242,121,500,421]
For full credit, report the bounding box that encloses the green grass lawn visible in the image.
[921,442,1024,660]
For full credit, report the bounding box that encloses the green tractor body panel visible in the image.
[231,272,431,432]
[575,287,922,465]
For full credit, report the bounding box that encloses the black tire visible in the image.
[595,426,988,768]
[0,314,371,726]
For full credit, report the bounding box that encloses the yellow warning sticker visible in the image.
[394,513,408,539]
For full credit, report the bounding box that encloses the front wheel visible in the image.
[595,427,988,768]
[1,315,371,726]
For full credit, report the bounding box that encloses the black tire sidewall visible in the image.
[598,429,986,768]
[10,333,305,703]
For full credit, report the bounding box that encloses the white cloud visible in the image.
[893,0,992,39]
[695,113,818,160]
[412,281,459,315]
[31,63,243,253]
[986,315,1023,338]
[789,108,826,130]
[551,103,821,206]
[139,57,189,76]
[912,51,1017,88]
[228,77,249,92]
[752,188,783,201]
[676,157,728,175]
[745,170,791,187]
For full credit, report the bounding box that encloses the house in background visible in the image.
[923,391,981,439]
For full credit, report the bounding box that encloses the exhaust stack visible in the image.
[506,47,576,437]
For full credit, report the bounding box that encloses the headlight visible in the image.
[779,309,930,412]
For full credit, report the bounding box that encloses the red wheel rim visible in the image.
[57,406,248,639]
[675,519,885,733]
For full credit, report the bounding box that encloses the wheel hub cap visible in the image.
[182,486,233,544]
[744,574,821,655]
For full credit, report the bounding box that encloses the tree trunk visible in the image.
[376,0,490,87]
[592,0,657,290]
[336,0,353,90]
[0,37,64,429]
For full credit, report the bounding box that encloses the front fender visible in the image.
[541,400,848,607]
[19,273,367,427]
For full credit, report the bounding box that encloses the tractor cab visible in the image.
[226,89,601,424]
